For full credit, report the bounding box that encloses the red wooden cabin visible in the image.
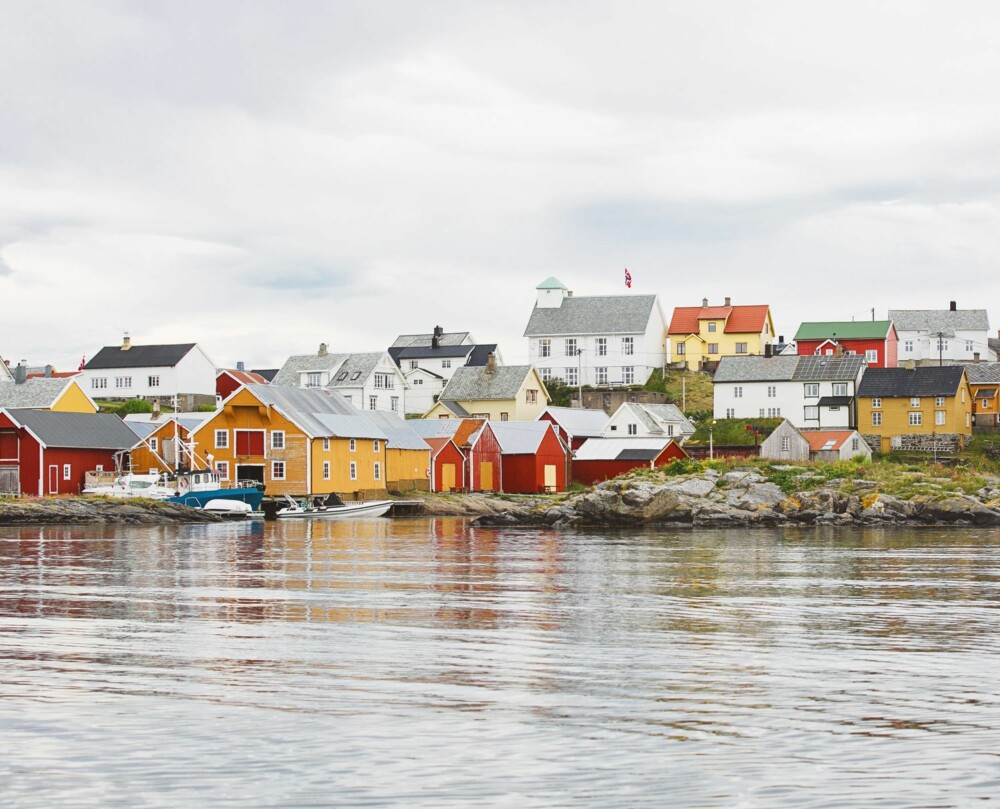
[572,438,688,486]
[491,421,569,493]
[425,437,466,492]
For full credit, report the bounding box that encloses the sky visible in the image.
[3,0,1000,372]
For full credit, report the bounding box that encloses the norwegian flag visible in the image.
[78,356,86,371]
[624,268,632,288]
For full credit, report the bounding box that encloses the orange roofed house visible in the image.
[667,297,775,371]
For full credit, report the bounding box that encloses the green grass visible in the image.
[686,417,783,446]
[643,369,714,415]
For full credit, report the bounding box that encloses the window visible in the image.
[115,376,132,389]
[526,389,538,404]
[708,322,717,332]
[708,343,719,355]
[909,412,923,426]
[627,423,637,435]
[216,461,229,481]
[904,340,913,352]
[983,399,991,409]
[781,436,790,451]
[373,439,380,453]
[872,398,882,409]
[962,388,966,403]
[735,342,748,354]
[734,386,743,398]
[596,367,608,385]
[63,464,71,481]
[935,396,945,407]
[500,412,509,421]
[937,338,949,351]
[441,360,451,369]
[865,350,878,363]
[539,339,551,358]
[595,338,607,356]
[148,375,160,388]
[350,438,356,452]
[851,438,859,451]
[622,337,634,355]
[667,424,674,436]
[967,412,971,427]
[623,366,634,385]
[374,462,381,481]
[760,409,766,417]
[804,406,819,420]
[676,343,686,355]
[215,430,229,449]
[391,396,399,413]
[369,396,377,410]
[831,383,847,396]
[323,462,330,480]
[725,408,735,418]
[149,438,158,453]
[910,397,921,408]
[565,338,577,356]
[413,379,423,385]
[804,384,819,397]
[871,412,882,426]
[566,367,578,386]
[91,378,107,389]
[306,372,323,388]
[374,373,393,389]
[351,371,362,380]
[323,438,330,451]
[410,361,419,370]
[271,431,285,450]
[271,461,285,480]
[966,340,974,352]
[767,385,776,398]
[768,408,781,417]
[540,368,552,381]
[338,371,350,381]
[936,410,946,426]
[350,461,357,480]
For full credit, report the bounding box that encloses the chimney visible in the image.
[14,360,27,384]
[702,297,709,307]
[764,344,773,358]
[152,399,161,419]
[318,343,328,357]
[950,301,957,311]
[434,325,444,338]
[121,333,132,351]
[975,352,981,363]
[485,352,496,375]
[44,365,53,378]
[779,335,785,343]
[236,361,245,372]
[724,296,731,307]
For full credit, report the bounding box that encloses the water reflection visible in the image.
[2,521,1000,806]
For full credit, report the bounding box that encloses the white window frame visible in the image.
[623,366,634,385]
[215,429,229,449]
[63,464,72,481]
[595,337,607,357]
[373,439,380,453]
[350,439,356,452]
[323,461,330,480]
[596,367,608,385]
[216,461,229,481]
[539,339,551,358]
[872,398,882,409]
[323,438,330,451]
[565,338,577,357]
[910,397,921,408]
[369,396,377,410]
[865,350,878,363]
[149,437,158,453]
[374,462,381,481]
[935,410,946,426]
[804,406,819,420]
[909,412,923,426]
[872,412,882,426]
[804,383,819,398]
[622,337,634,356]
[350,461,357,481]
[832,383,848,396]
[271,461,286,480]
[271,431,285,450]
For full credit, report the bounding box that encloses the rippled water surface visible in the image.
[2,518,1000,807]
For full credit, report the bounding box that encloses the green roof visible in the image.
[794,320,894,341]
[536,276,568,290]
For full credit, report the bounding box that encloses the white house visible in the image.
[760,420,871,462]
[272,344,408,417]
[601,402,696,443]
[78,336,217,405]
[890,303,995,365]
[713,355,866,429]
[523,277,667,387]
[388,327,500,415]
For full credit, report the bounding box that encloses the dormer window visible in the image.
[708,322,717,332]
[306,372,323,388]
[337,372,349,382]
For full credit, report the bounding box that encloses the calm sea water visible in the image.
[1,517,999,808]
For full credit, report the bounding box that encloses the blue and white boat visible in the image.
[165,468,265,511]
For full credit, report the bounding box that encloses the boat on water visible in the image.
[164,468,265,511]
[83,472,174,499]
[276,492,393,520]
[202,498,265,520]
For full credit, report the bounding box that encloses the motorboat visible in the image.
[276,492,393,520]
[83,472,175,500]
[165,469,265,511]
[202,499,265,520]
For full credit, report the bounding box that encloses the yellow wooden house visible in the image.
[191,384,429,498]
[666,298,775,370]
[856,366,972,453]
[0,378,97,413]
[126,415,204,474]
[423,362,549,422]
[965,363,1000,427]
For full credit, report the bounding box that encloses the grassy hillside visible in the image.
[644,369,714,415]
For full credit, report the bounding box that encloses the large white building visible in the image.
[523,277,667,388]
[890,304,996,365]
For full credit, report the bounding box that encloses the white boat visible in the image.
[203,499,265,520]
[276,493,393,520]
[83,472,175,500]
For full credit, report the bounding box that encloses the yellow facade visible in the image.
[129,420,193,473]
[423,369,549,421]
[51,380,98,413]
[672,316,775,371]
[858,377,972,453]
[970,382,999,426]
[384,447,431,492]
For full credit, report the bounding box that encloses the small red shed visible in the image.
[491,421,570,493]
[572,438,688,486]
[216,369,269,402]
[425,437,466,492]
[537,406,608,451]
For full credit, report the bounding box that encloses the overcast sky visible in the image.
[3,0,1000,371]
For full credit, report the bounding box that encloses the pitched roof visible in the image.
[437,401,471,416]
[439,365,538,401]
[668,304,770,335]
[328,353,389,388]
[490,421,554,454]
[407,419,463,439]
[0,359,13,383]
[889,309,990,336]
[272,351,394,389]
[363,410,432,451]
[536,277,568,290]
[271,352,348,386]
[638,404,697,433]
[794,321,895,341]
[219,369,269,385]
[0,378,81,409]
[390,331,471,349]
[251,368,280,382]
[423,436,456,458]
[3,408,138,450]
[233,383,384,439]
[790,355,866,381]
[857,366,967,398]
[524,295,659,337]
[85,343,197,370]
[573,437,675,461]
[803,430,856,452]
[963,362,1000,384]
[391,344,476,362]
[713,356,800,383]
[540,406,608,437]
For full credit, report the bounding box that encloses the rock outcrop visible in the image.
[0,498,224,524]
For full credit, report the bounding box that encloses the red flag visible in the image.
[78,356,86,371]
[624,268,632,288]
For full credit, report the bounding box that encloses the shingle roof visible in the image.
[889,309,990,336]
[639,404,697,434]
[857,366,967,397]
[271,352,348,386]
[390,331,471,349]
[328,353,387,388]
[4,408,138,450]
[524,295,658,337]
[490,421,552,454]
[791,355,866,381]
[439,365,537,401]
[540,406,608,437]
[390,345,475,362]
[963,362,1000,384]
[0,378,80,409]
[668,304,770,335]
[794,321,895,341]
[85,343,197,370]
[713,356,800,383]
[574,437,674,461]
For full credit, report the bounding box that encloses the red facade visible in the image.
[216,370,269,402]
[498,426,569,493]
[465,422,502,492]
[797,336,898,368]
[572,443,688,486]
[537,412,590,450]
[426,438,466,492]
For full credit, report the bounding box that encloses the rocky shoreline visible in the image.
[0,497,224,525]
[471,469,1000,528]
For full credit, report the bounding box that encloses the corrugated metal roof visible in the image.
[311,414,387,440]
[85,343,197,370]
[791,356,866,381]
[524,295,658,337]
[364,410,432,450]
[0,378,78,409]
[616,448,661,461]
[713,356,799,382]
[4,408,138,450]
[439,400,471,416]
[802,431,856,452]
[857,366,967,397]
[574,437,672,461]
[794,321,894,340]
[439,365,537,401]
[238,383,379,438]
[889,309,990,335]
[407,419,463,439]
[490,421,551,454]
[540,406,608,437]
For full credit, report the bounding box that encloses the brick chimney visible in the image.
[318,343,328,357]
[724,296,731,307]
[485,352,496,375]
[950,301,957,311]
[121,333,132,351]
[14,360,27,384]
[702,297,709,307]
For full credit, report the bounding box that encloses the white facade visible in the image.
[896,329,994,363]
[402,367,444,416]
[713,377,858,429]
[79,346,217,400]
[601,402,696,442]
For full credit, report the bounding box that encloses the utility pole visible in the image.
[682,372,687,412]
[937,332,944,367]
[576,348,584,408]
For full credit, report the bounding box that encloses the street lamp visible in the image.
[709,420,716,460]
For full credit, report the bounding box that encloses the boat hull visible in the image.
[276,500,393,520]
[167,487,264,511]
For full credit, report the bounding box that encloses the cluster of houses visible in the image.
[2,278,999,499]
